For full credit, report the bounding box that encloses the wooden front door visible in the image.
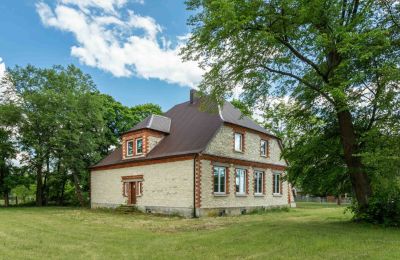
[128,182,137,205]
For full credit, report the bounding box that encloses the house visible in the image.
[90,90,295,217]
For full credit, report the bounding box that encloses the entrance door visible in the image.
[128,182,137,205]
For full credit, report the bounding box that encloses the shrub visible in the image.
[350,188,400,227]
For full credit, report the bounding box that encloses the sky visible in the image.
[0,0,203,111]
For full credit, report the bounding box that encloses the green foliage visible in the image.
[183,0,400,223]
[351,187,400,227]
[4,64,163,207]
[230,99,252,117]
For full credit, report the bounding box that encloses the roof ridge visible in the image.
[147,114,154,128]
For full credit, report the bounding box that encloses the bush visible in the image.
[350,188,400,227]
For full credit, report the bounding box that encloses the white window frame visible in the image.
[234,133,243,152]
[235,168,246,195]
[136,181,143,196]
[273,173,281,195]
[135,138,143,155]
[260,140,268,157]
[213,166,226,194]
[126,140,134,157]
[254,171,264,195]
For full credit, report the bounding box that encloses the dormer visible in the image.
[121,114,171,159]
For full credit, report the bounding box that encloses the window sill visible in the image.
[213,193,227,197]
[273,193,283,197]
[235,193,247,197]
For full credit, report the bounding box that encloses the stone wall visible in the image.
[91,159,194,216]
[198,159,289,215]
[203,124,287,166]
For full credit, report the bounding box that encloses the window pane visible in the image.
[234,133,242,151]
[214,167,226,193]
[136,139,143,154]
[260,141,266,156]
[127,141,133,156]
[255,171,262,193]
[214,168,219,192]
[236,169,245,193]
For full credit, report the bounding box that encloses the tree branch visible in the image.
[276,37,329,82]
[260,65,335,104]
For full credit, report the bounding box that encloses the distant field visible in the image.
[0,203,399,259]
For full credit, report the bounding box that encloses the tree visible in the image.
[0,100,21,206]
[183,0,400,214]
[8,65,107,206]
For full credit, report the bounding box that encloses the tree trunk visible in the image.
[72,171,86,207]
[337,110,372,209]
[4,192,9,207]
[58,176,66,206]
[36,162,43,206]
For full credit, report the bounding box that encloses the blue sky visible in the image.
[0,0,201,111]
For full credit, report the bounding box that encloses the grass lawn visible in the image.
[0,203,399,259]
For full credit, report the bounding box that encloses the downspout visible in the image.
[193,154,198,218]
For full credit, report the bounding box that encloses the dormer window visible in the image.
[136,138,143,154]
[126,140,134,157]
[234,133,243,152]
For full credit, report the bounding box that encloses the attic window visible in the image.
[126,140,134,157]
[234,133,243,152]
[260,140,268,157]
[136,138,143,154]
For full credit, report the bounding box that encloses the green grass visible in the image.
[0,203,399,259]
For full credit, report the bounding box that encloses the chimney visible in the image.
[190,89,197,104]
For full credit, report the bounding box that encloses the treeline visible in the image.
[0,65,162,207]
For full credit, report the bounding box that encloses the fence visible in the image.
[295,195,352,204]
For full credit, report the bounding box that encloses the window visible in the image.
[123,182,130,197]
[214,166,226,194]
[235,168,246,194]
[136,138,143,154]
[126,140,134,156]
[260,140,268,157]
[234,133,243,152]
[273,173,281,194]
[136,182,143,196]
[254,171,264,194]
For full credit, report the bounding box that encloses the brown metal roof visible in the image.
[127,114,171,134]
[91,94,275,169]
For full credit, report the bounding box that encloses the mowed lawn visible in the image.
[0,203,399,259]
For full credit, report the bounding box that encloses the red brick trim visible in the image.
[91,155,195,171]
[246,169,249,195]
[226,167,230,194]
[198,154,287,171]
[263,171,266,195]
[121,175,144,181]
[280,173,283,195]
[195,157,202,208]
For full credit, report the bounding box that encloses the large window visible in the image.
[234,133,243,152]
[214,166,226,194]
[235,168,246,194]
[273,173,281,194]
[260,140,268,157]
[126,140,134,156]
[136,138,143,154]
[254,171,264,194]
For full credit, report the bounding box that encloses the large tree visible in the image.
[183,0,400,212]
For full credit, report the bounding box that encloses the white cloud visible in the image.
[0,57,5,80]
[36,1,203,88]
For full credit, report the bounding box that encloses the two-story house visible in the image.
[90,90,295,217]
